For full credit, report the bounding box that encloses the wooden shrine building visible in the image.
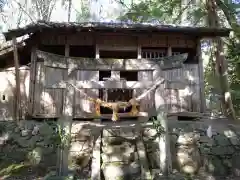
[0,21,230,121]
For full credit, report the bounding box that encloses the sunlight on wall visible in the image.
[185,71,195,82]
[82,99,91,113]
[0,71,15,98]
[180,86,192,96]
[41,92,55,114]
[23,73,30,98]
[155,88,165,111]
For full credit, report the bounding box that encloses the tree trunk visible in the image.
[68,0,72,22]
[206,0,236,120]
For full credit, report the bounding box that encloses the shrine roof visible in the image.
[3,20,231,41]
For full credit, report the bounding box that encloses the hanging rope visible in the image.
[64,77,165,121]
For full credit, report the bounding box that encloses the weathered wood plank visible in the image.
[74,70,99,116]
[161,63,201,113]
[41,88,63,115]
[33,111,149,119]
[38,66,67,115]
[39,32,196,48]
[168,111,203,118]
[137,37,142,59]
[36,50,187,70]
[28,47,37,116]
[48,80,194,90]
[12,37,21,120]
[40,32,93,45]
[167,47,172,57]
[33,62,44,115]
[48,81,153,89]
[45,67,67,87]
[197,40,206,113]
[33,49,201,117]
[138,71,154,113]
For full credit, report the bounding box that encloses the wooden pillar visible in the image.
[95,44,100,59]
[64,42,72,115]
[167,47,172,57]
[12,37,21,121]
[137,37,143,121]
[95,40,101,122]
[197,39,206,113]
[63,42,72,123]
[65,43,70,57]
[28,47,37,116]
[137,38,142,59]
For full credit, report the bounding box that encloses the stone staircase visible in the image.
[68,121,151,180]
[101,128,141,180]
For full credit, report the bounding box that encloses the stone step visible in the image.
[101,127,141,180]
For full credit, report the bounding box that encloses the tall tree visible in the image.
[76,0,91,22]
[119,0,238,119]
[32,0,58,21]
[205,0,236,119]
[68,0,72,22]
[0,0,4,11]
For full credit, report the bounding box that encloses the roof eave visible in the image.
[3,22,231,41]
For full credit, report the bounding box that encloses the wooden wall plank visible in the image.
[49,81,154,89]
[34,64,67,116]
[38,50,189,70]
[41,88,63,115]
[39,32,196,48]
[33,52,201,118]
[74,70,99,117]
[33,62,44,115]
[161,64,200,113]
[74,89,99,117]
[40,32,95,45]
[139,34,167,47]
[138,71,154,113]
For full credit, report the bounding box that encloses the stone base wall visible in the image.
[1,119,240,179]
[0,120,58,179]
[143,120,240,179]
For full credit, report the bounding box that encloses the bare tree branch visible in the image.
[12,0,36,22]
